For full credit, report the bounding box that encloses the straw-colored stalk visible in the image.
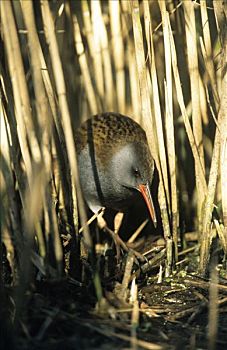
[121,1,141,119]
[20,1,64,273]
[200,0,219,108]
[0,70,26,204]
[184,1,205,229]
[40,0,89,246]
[121,1,141,118]
[199,0,227,273]
[131,0,172,275]
[92,1,114,111]
[208,265,219,350]
[20,0,51,171]
[2,1,47,286]
[159,1,178,261]
[198,73,209,125]
[30,18,73,223]
[119,251,135,301]
[109,0,125,113]
[213,1,227,252]
[81,0,95,58]
[72,13,98,115]
[90,0,111,110]
[199,123,221,273]
[40,1,104,300]
[143,1,173,272]
[144,1,170,211]
[81,1,103,114]
[130,278,139,350]
[127,42,141,120]
[1,1,34,180]
[168,16,207,195]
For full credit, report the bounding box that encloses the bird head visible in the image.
[110,142,157,227]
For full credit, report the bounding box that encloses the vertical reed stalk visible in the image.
[40,0,86,244]
[1,1,34,180]
[90,1,105,106]
[213,0,227,263]
[200,0,219,107]
[144,1,171,212]
[109,0,125,113]
[131,0,172,275]
[208,264,219,350]
[159,1,178,261]
[20,1,64,274]
[168,16,207,194]
[40,0,103,300]
[127,43,141,120]
[72,14,98,115]
[199,124,221,274]
[184,1,205,230]
[93,1,114,111]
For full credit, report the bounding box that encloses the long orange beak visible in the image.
[138,183,157,228]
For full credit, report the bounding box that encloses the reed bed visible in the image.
[1,1,227,349]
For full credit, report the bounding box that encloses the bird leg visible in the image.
[96,210,122,261]
[102,223,146,263]
[80,208,146,262]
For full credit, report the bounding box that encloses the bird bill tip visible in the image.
[138,183,157,228]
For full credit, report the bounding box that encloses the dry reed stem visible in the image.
[198,72,209,125]
[93,1,114,111]
[127,219,148,244]
[130,1,155,156]
[2,1,48,288]
[41,0,103,299]
[121,1,141,119]
[72,14,98,115]
[1,1,33,179]
[200,0,219,107]
[40,1,81,238]
[130,278,139,350]
[137,1,172,274]
[81,1,102,113]
[0,75,26,203]
[3,2,41,166]
[212,1,227,248]
[168,15,207,195]
[214,220,227,255]
[208,265,219,350]
[35,36,73,222]
[127,39,141,120]
[81,1,95,58]
[159,1,178,261]
[199,126,221,273]
[184,1,205,227]
[144,1,170,211]
[90,1,105,103]
[20,1,63,272]
[20,0,51,171]
[109,0,125,113]
[119,251,134,301]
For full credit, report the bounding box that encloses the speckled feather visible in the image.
[75,112,147,167]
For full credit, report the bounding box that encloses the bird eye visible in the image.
[134,168,140,178]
